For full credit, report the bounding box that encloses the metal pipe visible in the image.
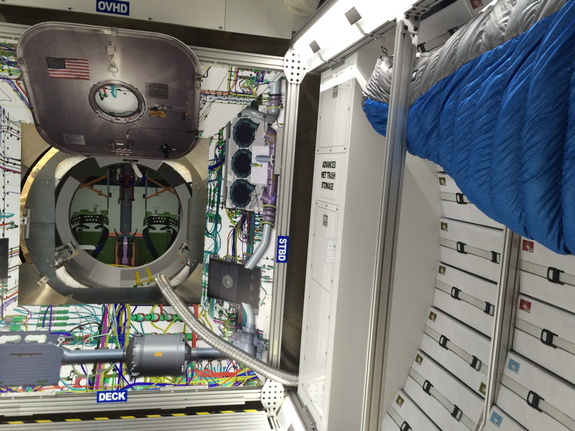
[157,273,299,386]
[245,223,273,270]
[364,16,419,431]
[189,347,228,361]
[61,347,125,364]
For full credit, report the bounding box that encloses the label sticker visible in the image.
[149,109,167,118]
[63,133,86,146]
[276,236,289,263]
[507,358,521,374]
[490,411,503,427]
[96,390,128,403]
[519,299,532,313]
[96,0,130,16]
[469,0,484,9]
[522,240,535,253]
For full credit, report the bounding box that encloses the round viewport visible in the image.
[89,81,145,123]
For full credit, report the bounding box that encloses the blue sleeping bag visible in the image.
[364,1,575,255]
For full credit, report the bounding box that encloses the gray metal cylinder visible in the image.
[61,347,125,364]
[125,333,190,376]
[190,347,227,361]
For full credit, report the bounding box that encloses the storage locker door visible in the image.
[519,238,575,314]
[484,406,527,431]
[497,352,575,431]
[422,307,490,396]
[439,218,504,282]
[433,263,497,336]
[438,173,503,229]
[514,294,575,385]
[404,350,484,431]
[382,391,441,431]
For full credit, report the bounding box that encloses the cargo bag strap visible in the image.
[500,374,575,430]
[520,260,575,287]
[424,326,488,374]
[440,192,471,205]
[436,280,495,316]
[515,318,575,356]
[408,369,476,431]
[387,406,412,431]
[441,238,501,264]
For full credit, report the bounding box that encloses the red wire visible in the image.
[15,79,27,96]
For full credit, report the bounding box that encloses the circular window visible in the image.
[89,80,146,123]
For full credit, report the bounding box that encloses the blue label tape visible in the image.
[490,411,503,427]
[96,0,130,16]
[276,236,289,263]
[96,390,128,403]
[507,358,521,374]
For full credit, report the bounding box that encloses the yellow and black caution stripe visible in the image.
[1,406,263,425]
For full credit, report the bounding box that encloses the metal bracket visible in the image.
[402,11,423,36]
[288,390,318,430]
[261,379,285,414]
[403,6,427,35]
[21,208,31,239]
[176,241,191,260]
[54,242,78,266]
[283,49,308,84]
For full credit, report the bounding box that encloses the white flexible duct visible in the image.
[242,302,255,329]
[157,273,299,387]
[55,266,90,288]
[169,263,190,286]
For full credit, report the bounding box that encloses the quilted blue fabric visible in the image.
[364,1,575,254]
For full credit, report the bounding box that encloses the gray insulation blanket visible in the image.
[363,0,566,105]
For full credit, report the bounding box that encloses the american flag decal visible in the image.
[46,57,90,80]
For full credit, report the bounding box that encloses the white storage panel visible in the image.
[484,405,527,431]
[519,238,575,314]
[433,263,497,337]
[421,307,490,396]
[382,390,440,431]
[439,218,504,282]
[497,352,575,431]
[404,350,484,431]
[514,294,575,385]
[438,173,503,229]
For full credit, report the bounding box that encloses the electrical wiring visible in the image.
[0,78,31,109]
[0,42,20,78]
[0,68,283,393]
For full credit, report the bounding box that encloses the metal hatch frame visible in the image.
[0,21,299,417]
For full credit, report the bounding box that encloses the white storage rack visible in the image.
[377,168,575,431]
[291,0,575,428]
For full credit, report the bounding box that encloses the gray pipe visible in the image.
[61,347,125,364]
[189,347,227,361]
[239,79,282,123]
[61,343,224,366]
[157,273,299,387]
[245,223,273,270]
